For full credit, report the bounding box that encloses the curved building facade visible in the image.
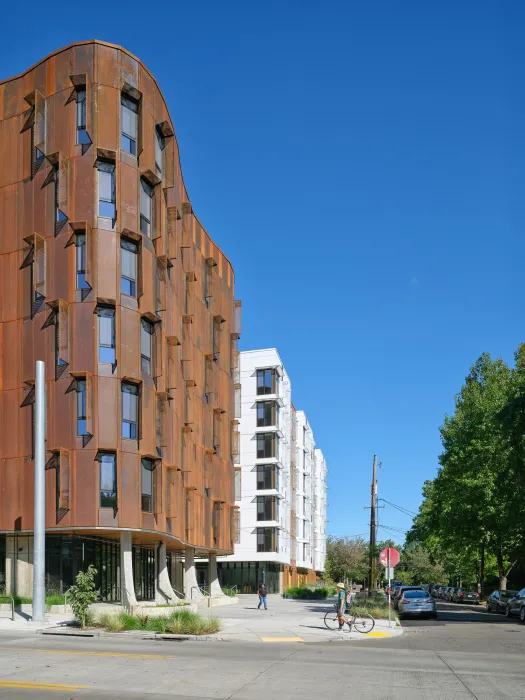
[0,41,241,603]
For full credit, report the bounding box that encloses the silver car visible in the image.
[398,588,438,619]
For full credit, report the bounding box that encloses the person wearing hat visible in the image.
[336,582,348,630]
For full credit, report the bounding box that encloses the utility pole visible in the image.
[368,455,377,597]
[32,360,46,622]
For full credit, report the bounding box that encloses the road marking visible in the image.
[0,648,174,659]
[365,632,392,638]
[0,680,87,691]
[261,637,303,643]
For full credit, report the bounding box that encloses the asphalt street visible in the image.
[0,600,524,698]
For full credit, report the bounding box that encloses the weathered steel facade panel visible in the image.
[0,41,238,556]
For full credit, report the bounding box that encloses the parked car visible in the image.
[434,586,445,599]
[453,588,480,604]
[442,586,454,600]
[431,585,443,598]
[393,586,425,610]
[505,588,525,622]
[397,588,437,619]
[486,590,517,614]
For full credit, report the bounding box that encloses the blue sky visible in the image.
[3,1,523,544]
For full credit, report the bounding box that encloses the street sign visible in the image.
[379,547,400,568]
[385,567,395,580]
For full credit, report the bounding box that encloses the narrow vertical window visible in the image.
[140,318,154,375]
[121,382,139,439]
[54,314,67,369]
[97,307,116,364]
[121,96,138,155]
[155,128,164,176]
[99,453,117,509]
[141,458,155,512]
[76,379,87,436]
[75,233,89,289]
[76,88,90,145]
[98,162,116,219]
[140,178,153,236]
[120,238,138,296]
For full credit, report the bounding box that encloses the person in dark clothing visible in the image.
[257,583,267,610]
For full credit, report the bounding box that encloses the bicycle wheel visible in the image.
[324,609,340,630]
[352,613,375,634]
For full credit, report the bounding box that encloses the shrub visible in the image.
[284,585,335,600]
[67,565,98,629]
[222,587,238,597]
[96,612,124,632]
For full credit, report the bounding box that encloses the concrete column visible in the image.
[208,553,226,597]
[155,542,180,603]
[184,547,203,600]
[5,535,34,598]
[120,531,137,610]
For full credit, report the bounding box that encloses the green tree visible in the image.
[325,537,368,584]
[67,565,98,628]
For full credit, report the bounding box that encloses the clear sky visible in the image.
[2,0,523,544]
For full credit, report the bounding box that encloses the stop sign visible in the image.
[379,547,400,568]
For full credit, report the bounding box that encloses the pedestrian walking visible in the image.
[257,583,267,610]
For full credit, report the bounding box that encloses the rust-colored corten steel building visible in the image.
[0,41,241,604]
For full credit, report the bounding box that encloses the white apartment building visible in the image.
[218,349,327,593]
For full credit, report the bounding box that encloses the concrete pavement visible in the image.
[0,623,524,698]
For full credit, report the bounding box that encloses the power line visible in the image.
[379,498,417,517]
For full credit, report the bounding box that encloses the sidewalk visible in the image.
[208,594,402,643]
[0,595,403,643]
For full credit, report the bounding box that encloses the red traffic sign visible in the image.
[379,547,400,568]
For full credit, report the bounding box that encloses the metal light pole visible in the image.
[32,360,46,621]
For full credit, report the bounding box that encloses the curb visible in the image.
[38,628,228,642]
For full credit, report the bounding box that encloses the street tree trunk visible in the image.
[497,548,507,590]
[479,543,485,598]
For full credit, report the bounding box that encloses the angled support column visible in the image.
[156,542,180,603]
[184,547,203,600]
[120,531,137,610]
[208,553,226,597]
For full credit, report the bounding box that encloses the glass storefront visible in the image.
[132,546,155,601]
[217,561,281,594]
[45,535,121,602]
[0,535,5,591]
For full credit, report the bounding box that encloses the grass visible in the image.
[0,592,67,607]
[350,598,399,621]
[284,585,337,599]
[91,609,222,635]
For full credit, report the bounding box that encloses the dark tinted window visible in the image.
[404,589,429,599]
[501,590,516,600]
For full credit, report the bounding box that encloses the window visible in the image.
[155,128,164,175]
[75,233,89,290]
[97,307,116,364]
[121,238,138,296]
[257,401,277,427]
[98,162,116,219]
[121,382,139,439]
[121,95,138,155]
[54,164,67,225]
[256,368,277,395]
[303,474,306,493]
[141,458,155,512]
[55,452,61,512]
[140,178,153,236]
[302,519,306,538]
[234,469,241,501]
[213,411,221,454]
[302,543,307,561]
[76,379,87,436]
[99,453,117,509]
[54,311,67,370]
[256,496,278,521]
[76,88,90,145]
[256,433,277,459]
[256,464,277,490]
[141,318,154,375]
[256,527,278,553]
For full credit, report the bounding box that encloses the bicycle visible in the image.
[324,604,375,633]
